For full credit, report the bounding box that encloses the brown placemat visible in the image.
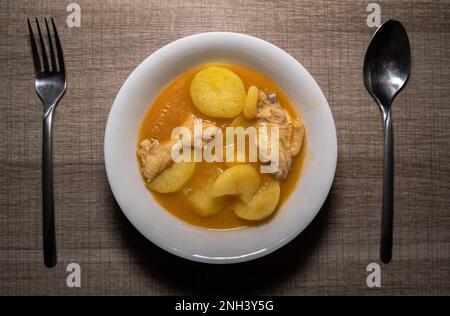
[0,0,449,295]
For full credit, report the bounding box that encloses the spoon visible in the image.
[363,20,411,263]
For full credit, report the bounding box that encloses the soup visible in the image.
[137,64,306,229]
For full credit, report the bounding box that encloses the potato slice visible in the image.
[223,143,251,168]
[190,66,246,118]
[233,179,280,220]
[147,162,196,193]
[213,165,261,203]
[184,168,228,217]
[229,114,252,128]
[243,85,258,119]
[225,115,254,167]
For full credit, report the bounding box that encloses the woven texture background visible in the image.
[0,0,449,295]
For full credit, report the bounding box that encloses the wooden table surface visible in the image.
[1,0,449,295]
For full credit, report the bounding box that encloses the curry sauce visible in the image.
[138,64,307,229]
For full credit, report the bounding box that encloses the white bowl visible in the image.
[105,32,337,264]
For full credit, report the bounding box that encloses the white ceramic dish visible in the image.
[104,32,337,264]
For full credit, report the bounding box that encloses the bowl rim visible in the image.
[104,31,337,264]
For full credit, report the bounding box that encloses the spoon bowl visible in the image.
[364,20,411,108]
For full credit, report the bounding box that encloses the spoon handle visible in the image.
[381,109,393,263]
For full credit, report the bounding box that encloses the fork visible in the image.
[27,17,66,268]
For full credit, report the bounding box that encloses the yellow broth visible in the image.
[138,64,307,229]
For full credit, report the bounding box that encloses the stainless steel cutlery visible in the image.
[27,17,66,268]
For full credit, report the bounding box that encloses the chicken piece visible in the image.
[181,115,217,147]
[137,115,217,182]
[256,121,295,180]
[137,139,174,182]
[256,92,287,124]
[256,91,305,180]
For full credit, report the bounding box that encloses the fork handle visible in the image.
[381,109,393,263]
[43,107,57,268]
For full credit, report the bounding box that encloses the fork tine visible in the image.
[44,18,57,71]
[51,18,64,73]
[27,17,41,73]
[35,17,49,71]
